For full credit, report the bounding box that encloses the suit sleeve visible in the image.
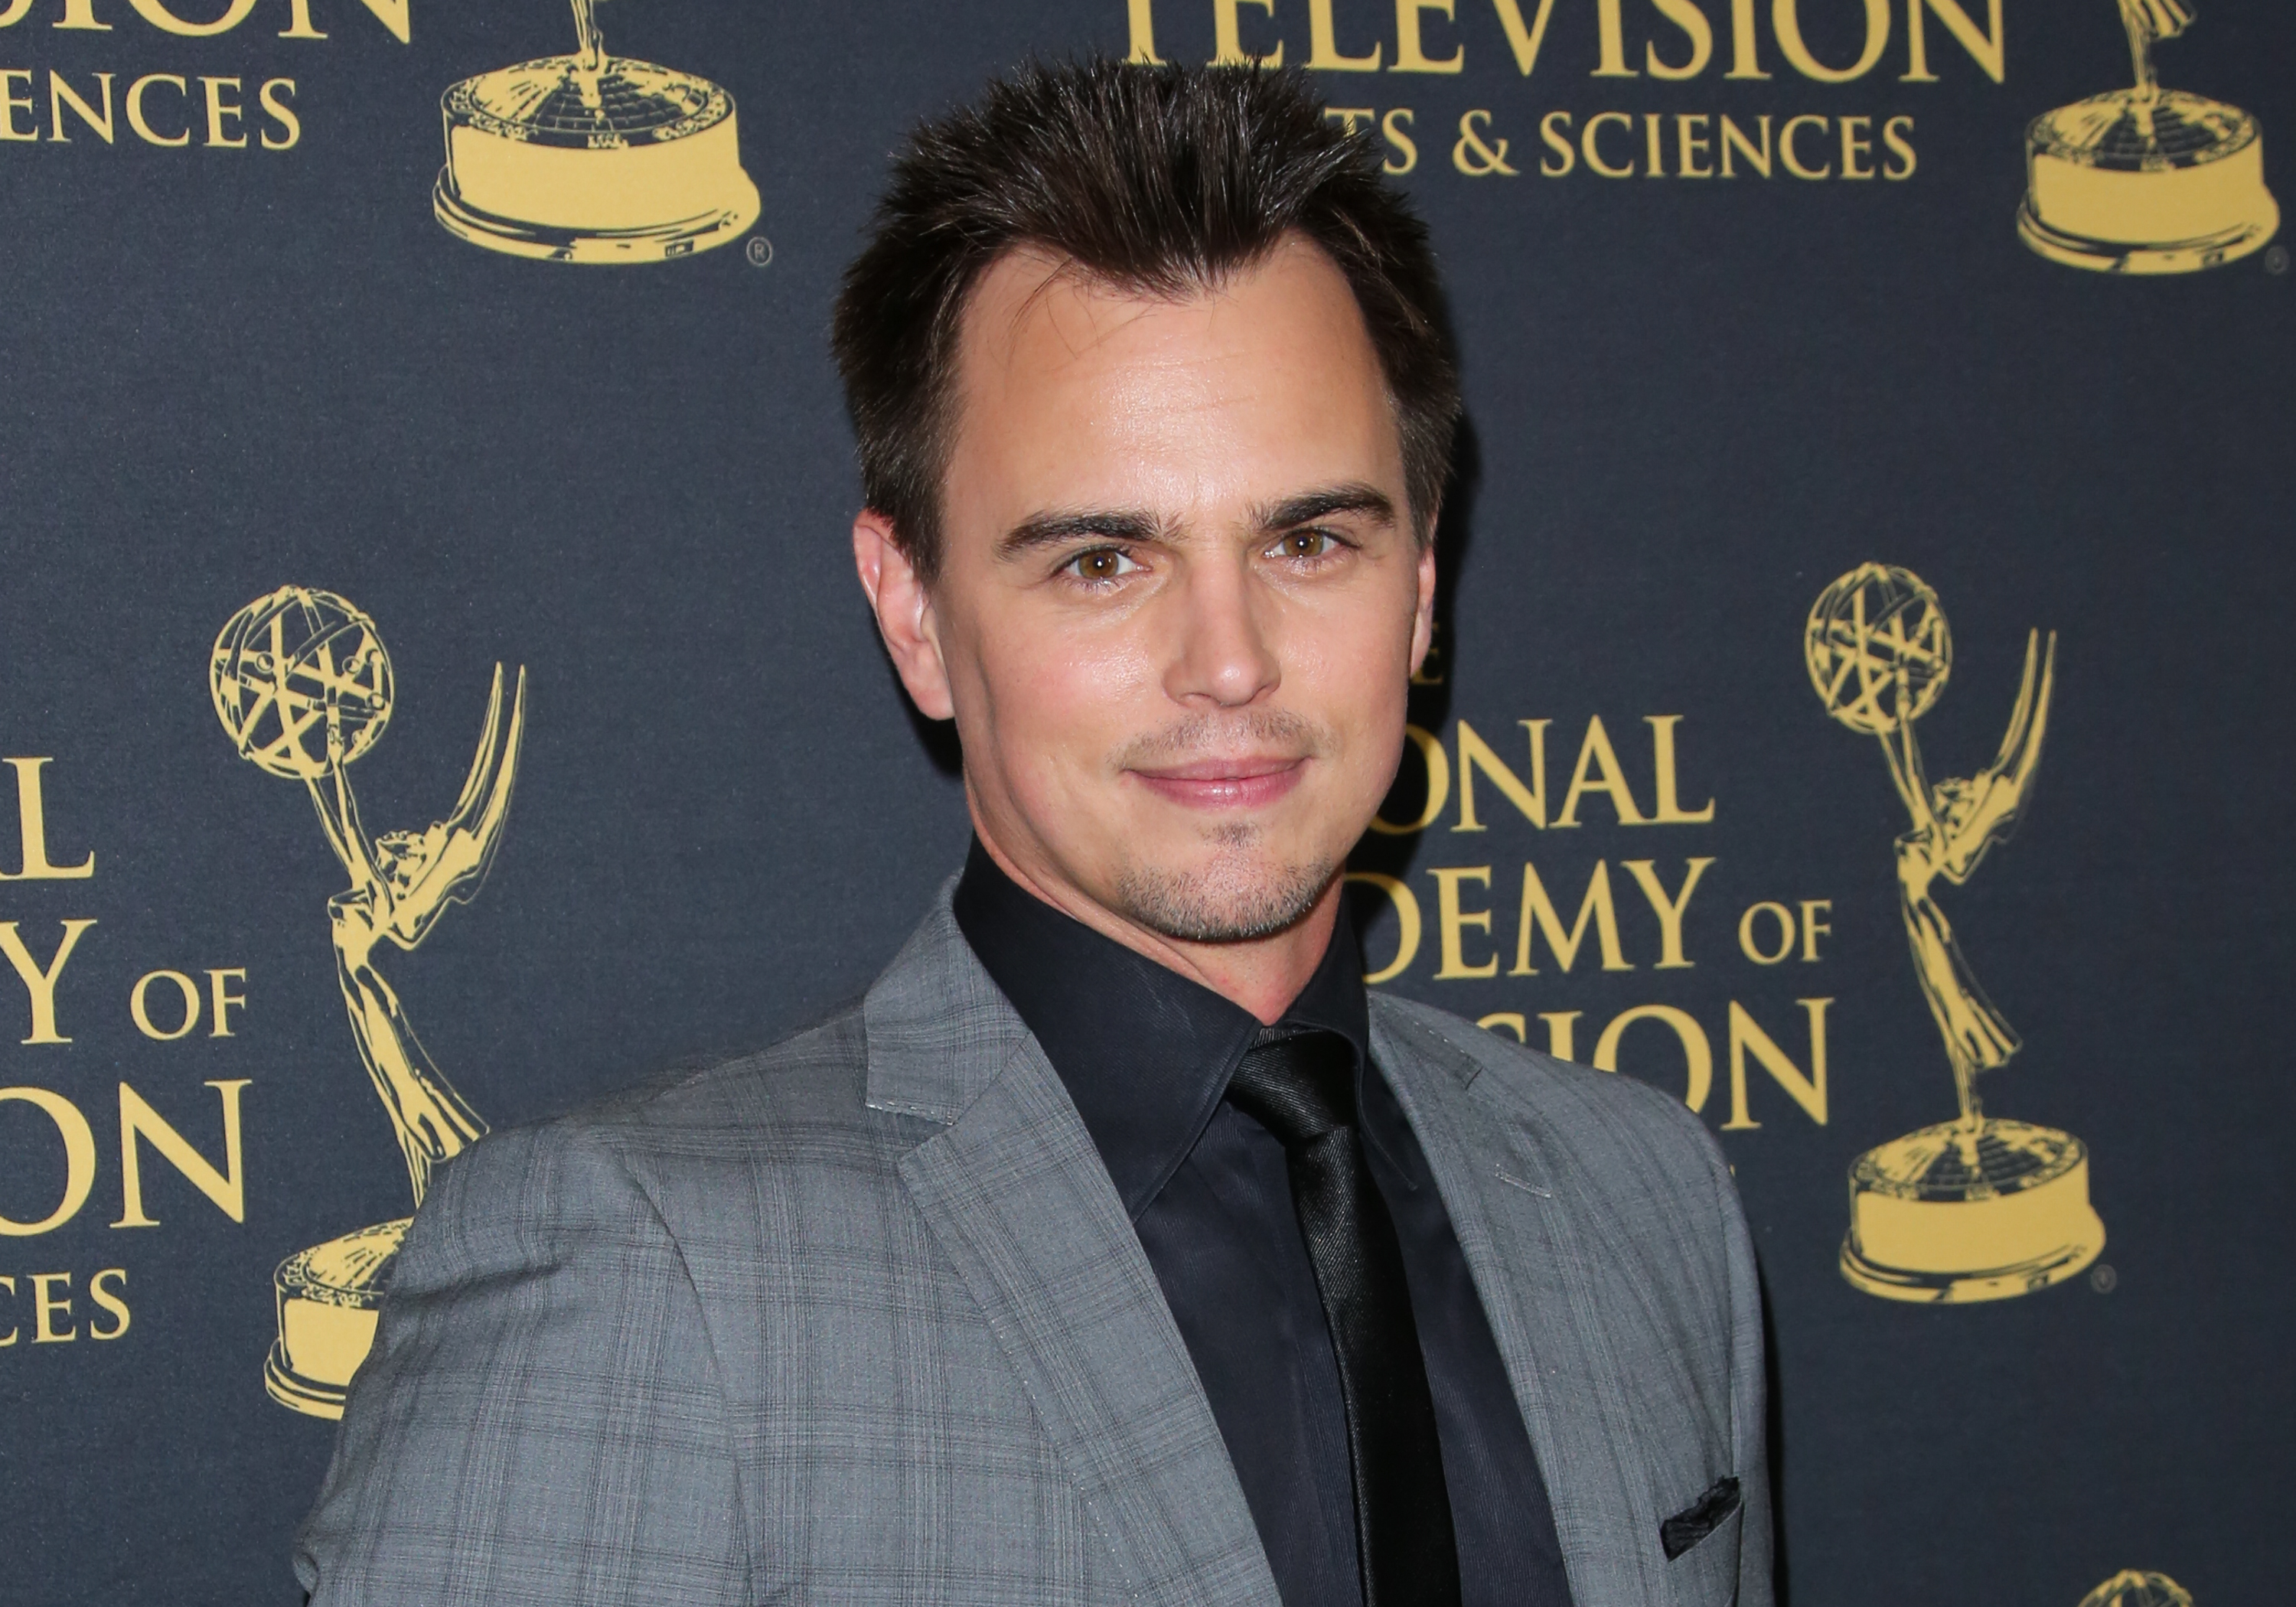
[293,1118,749,1606]
[1697,1123,1775,1607]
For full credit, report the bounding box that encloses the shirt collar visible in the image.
[950,838,1371,1219]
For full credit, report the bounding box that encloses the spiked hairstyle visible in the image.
[832,59,1460,581]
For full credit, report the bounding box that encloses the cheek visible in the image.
[967,615,1156,784]
[1337,669,1412,799]
[1290,607,1416,813]
[1293,597,1414,730]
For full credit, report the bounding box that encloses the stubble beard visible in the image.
[1102,706,1345,944]
[1110,826,1339,944]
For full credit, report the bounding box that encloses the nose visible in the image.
[1162,552,1281,709]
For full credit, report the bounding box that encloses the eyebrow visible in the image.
[996,482,1397,560]
[1254,483,1396,535]
[996,508,1166,559]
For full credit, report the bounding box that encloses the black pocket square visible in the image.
[1660,1475,1742,1560]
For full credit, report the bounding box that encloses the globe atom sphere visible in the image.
[211,587,395,781]
[1805,562,1953,737]
[2076,1571,2193,1607]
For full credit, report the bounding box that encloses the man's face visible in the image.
[889,237,1433,945]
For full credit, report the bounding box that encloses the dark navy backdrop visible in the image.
[1,0,2287,1600]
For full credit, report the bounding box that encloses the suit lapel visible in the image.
[866,895,1278,1607]
[1370,1002,1671,1605]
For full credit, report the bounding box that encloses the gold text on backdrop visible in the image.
[210,586,527,1416]
[1805,564,2105,1304]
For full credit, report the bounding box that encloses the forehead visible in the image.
[944,237,1404,526]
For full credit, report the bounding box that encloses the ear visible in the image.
[1407,514,1439,679]
[853,511,956,721]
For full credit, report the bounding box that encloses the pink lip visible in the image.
[1127,755,1307,810]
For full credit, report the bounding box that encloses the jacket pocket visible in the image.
[1660,1475,1741,1560]
[1662,1475,1743,1606]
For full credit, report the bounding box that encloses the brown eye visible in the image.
[1271,530,1336,559]
[1065,547,1139,582]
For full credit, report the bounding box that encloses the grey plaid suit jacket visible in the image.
[296,888,1773,1606]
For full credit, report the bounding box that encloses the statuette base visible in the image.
[434,174,758,265]
[1840,1118,2105,1305]
[2017,198,2277,275]
[264,1218,409,1420]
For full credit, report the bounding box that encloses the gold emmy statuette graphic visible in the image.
[1806,565,2105,1304]
[2079,1572,2195,1607]
[2018,0,2279,273]
[210,586,527,1416]
[433,0,760,262]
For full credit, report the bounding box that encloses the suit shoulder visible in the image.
[561,1000,875,1135]
[1369,990,1724,1172]
[423,1001,901,1228]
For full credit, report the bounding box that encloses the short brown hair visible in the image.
[832,59,1459,582]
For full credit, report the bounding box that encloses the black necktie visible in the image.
[1225,1030,1462,1607]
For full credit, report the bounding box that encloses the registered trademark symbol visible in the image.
[2265,245,2288,275]
[2089,1263,2118,1293]
[745,236,775,269]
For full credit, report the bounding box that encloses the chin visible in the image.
[1107,839,1338,945]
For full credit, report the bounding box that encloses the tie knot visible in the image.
[1225,1028,1357,1152]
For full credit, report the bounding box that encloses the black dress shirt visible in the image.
[952,841,1573,1607]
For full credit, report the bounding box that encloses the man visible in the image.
[296,60,1770,1607]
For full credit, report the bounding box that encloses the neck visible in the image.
[970,817,1343,1026]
